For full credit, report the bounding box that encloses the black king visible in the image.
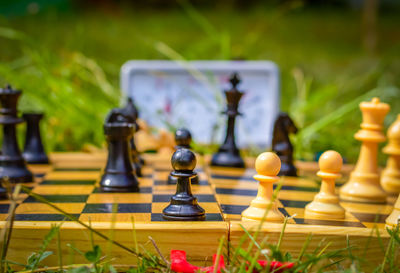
[211,73,245,168]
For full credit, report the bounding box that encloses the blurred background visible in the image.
[0,0,399,163]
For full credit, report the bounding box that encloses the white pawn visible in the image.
[381,114,400,195]
[305,150,345,220]
[242,152,284,222]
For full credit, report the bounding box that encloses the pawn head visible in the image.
[318,150,343,173]
[171,148,196,172]
[175,128,192,146]
[255,152,281,177]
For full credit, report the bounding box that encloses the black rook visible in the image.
[99,109,139,192]
[0,85,33,183]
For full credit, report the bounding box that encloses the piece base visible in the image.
[241,206,284,222]
[162,214,206,221]
[99,186,140,193]
[23,153,49,164]
[211,152,245,168]
[305,204,345,220]
[99,173,139,193]
[278,163,297,177]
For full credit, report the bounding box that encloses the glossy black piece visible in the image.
[211,73,245,168]
[163,148,205,221]
[0,85,33,184]
[0,182,7,199]
[22,113,49,164]
[99,109,139,192]
[272,112,298,176]
[168,128,198,184]
[121,98,143,176]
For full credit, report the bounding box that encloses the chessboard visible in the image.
[207,164,394,267]
[3,152,394,267]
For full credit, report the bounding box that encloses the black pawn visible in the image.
[22,113,49,164]
[121,98,143,176]
[99,109,139,192]
[162,148,205,221]
[211,73,245,168]
[0,85,33,183]
[272,112,298,176]
[168,128,199,184]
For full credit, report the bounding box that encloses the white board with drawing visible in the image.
[120,60,280,148]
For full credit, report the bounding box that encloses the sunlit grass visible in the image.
[0,3,399,162]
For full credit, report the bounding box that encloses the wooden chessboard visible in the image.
[207,165,395,268]
[2,152,394,267]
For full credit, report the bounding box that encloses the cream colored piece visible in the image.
[386,194,400,227]
[381,114,400,195]
[242,152,284,222]
[305,150,345,219]
[135,119,159,152]
[340,98,390,203]
[157,129,175,155]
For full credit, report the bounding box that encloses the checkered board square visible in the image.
[207,166,394,229]
[9,163,223,223]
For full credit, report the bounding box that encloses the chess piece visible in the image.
[135,119,159,152]
[0,85,33,183]
[340,98,390,203]
[386,194,400,227]
[211,73,245,168]
[174,128,192,149]
[157,129,175,155]
[168,128,199,184]
[121,98,143,177]
[381,114,400,195]
[272,112,298,176]
[163,148,205,221]
[22,113,49,164]
[99,109,139,192]
[241,152,284,222]
[305,150,345,220]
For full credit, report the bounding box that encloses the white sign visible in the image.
[120,60,280,148]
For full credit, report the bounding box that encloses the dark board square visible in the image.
[83,203,151,213]
[23,195,89,203]
[150,213,222,222]
[278,207,291,218]
[0,204,10,213]
[280,185,319,192]
[14,214,80,221]
[351,212,389,224]
[280,199,309,208]
[152,194,216,203]
[215,188,257,196]
[153,180,167,186]
[211,174,254,182]
[41,180,96,185]
[220,204,248,215]
[92,187,152,194]
[294,218,366,228]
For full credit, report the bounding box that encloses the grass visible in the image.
[0,5,399,270]
[0,2,399,162]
